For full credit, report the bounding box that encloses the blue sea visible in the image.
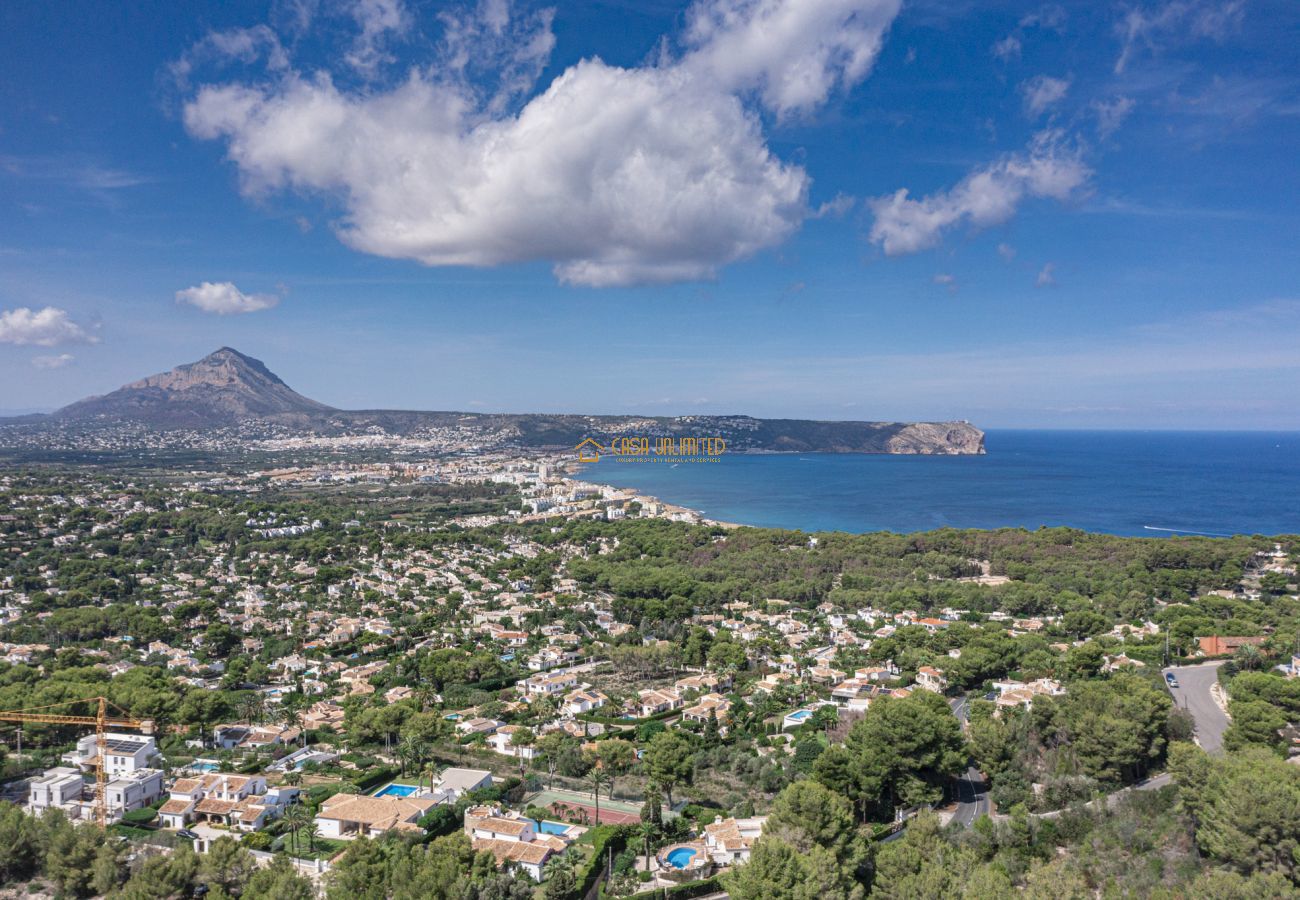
[574,430,1300,536]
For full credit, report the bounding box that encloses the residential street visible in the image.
[1162,662,1229,754]
[951,766,991,828]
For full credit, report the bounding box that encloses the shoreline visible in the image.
[559,459,748,530]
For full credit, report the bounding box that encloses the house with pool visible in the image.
[656,815,767,882]
[781,701,835,730]
[314,791,440,839]
[463,805,585,881]
[703,815,767,866]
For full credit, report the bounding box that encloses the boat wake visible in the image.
[1143,525,1234,538]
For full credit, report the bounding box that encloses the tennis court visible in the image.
[546,799,641,825]
[526,788,644,825]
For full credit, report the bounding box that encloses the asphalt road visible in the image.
[951,765,991,828]
[1163,661,1228,754]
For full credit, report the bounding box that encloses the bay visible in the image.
[574,430,1300,536]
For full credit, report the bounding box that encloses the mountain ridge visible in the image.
[19,348,985,454]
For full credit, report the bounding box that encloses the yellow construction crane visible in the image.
[0,696,154,828]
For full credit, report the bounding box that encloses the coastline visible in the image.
[559,459,748,530]
[555,432,1300,537]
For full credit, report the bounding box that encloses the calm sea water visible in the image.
[574,430,1300,536]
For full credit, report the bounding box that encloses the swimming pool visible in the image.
[192,761,219,773]
[787,710,812,721]
[666,848,697,869]
[526,819,571,836]
[372,783,419,798]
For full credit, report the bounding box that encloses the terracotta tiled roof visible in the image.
[472,837,551,866]
[472,816,530,837]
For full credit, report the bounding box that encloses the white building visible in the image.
[63,732,160,775]
[703,816,767,866]
[487,726,537,760]
[158,773,292,832]
[28,767,84,813]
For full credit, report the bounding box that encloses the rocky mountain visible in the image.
[55,347,334,428]
[28,348,985,454]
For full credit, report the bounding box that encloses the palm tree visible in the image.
[638,821,657,874]
[283,803,310,853]
[302,821,320,854]
[283,770,303,788]
[240,692,265,725]
[397,735,425,778]
[587,768,610,825]
[543,855,576,899]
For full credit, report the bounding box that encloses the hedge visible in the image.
[465,672,527,693]
[120,806,158,826]
[572,825,633,900]
[352,764,401,792]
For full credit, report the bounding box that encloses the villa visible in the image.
[916,666,948,693]
[637,688,683,717]
[464,805,580,882]
[682,693,731,725]
[703,815,767,866]
[518,671,580,699]
[314,792,440,839]
[561,688,608,716]
[429,767,493,803]
[157,773,296,831]
[487,725,538,759]
[212,723,301,751]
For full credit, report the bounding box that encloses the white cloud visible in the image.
[0,307,98,346]
[1021,75,1071,117]
[1114,0,1245,74]
[991,34,1021,61]
[992,6,1065,63]
[345,0,412,76]
[680,0,901,119]
[867,130,1090,256]
[181,0,900,286]
[170,25,290,88]
[437,0,556,113]
[812,193,856,219]
[932,273,956,291]
[1036,262,1056,287]
[1020,5,1067,31]
[997,242,1017,261]
[32,353,74,369]
[175,281,281,315]
[1093,95,1136,138]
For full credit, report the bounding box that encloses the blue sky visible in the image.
[1,0,1297,428]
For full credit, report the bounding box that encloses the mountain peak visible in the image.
[56,348,334,427]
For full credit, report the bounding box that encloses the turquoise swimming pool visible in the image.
[372,783,419,798]
[666,848,697,869]
[526,819,571,836]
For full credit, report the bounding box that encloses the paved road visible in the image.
[1163,662,1228,754]
[951,766,991,828]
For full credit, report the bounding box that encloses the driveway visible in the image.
[1163,662,1228,754]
